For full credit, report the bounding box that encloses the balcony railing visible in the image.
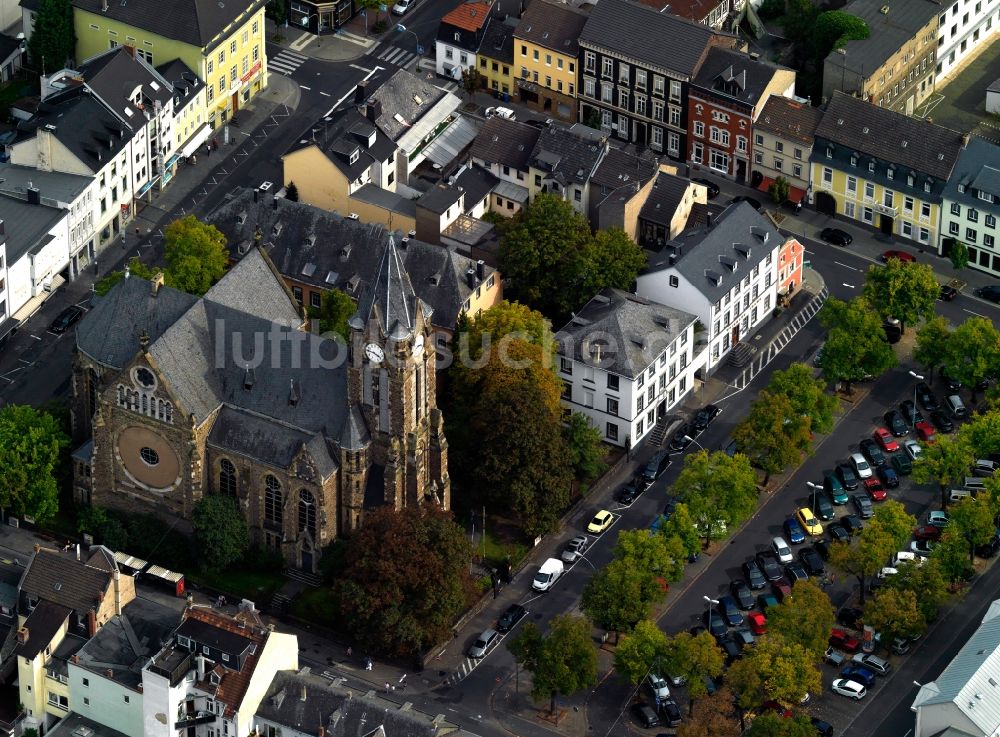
[175,712,216,729]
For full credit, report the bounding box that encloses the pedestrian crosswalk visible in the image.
[269,49,308,76]
[370,43,420,69]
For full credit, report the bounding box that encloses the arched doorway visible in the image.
[815,192,837,216]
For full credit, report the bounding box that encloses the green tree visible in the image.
[732,391,811,484]
[745,714,817,737]
[812,11,870,60]
[677,686,741,737]
[818,297,898,392]
[94,257,157,296]
[265,0,288,22]
[768,362,840,435]
[912,433,976,508]
[508,615,598,714]
[781,0,820,43]
[862,259,940,331]
[914,316,952,384]
[334,505,475,657]
[959,408,1000,458]
[77,507,130,551]
[613,528,685,583]
[768,176,791,204]
[578,227,648,299]
[765,579,834,659]
[826,500,915,603]
[562,413,606,483]
[0,405,68,522]
[885,556,950,623]
[943,317,1000,399]
[949,495,999,563]
[163,215,229,296]
[455,300,554,362]
[659,502,701,560]
[674,450,758,547]
[613,619,669,685]
[191,495,250,572]
[581,558,665,637]
[932,531,973,583]
[309,289,355,341]
[285,181,299,202]
[863,588,926,644]
[728,635,821,709]
[27,0,75,73]
[950,240,969,269]
[663,631,725,706]
[461,66,482,99]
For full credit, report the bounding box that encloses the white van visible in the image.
[532,558,564,592]
[974,459,999,477]
[965,477,987,492]
[485,106,516,120]
[946,394,967,418]
[950,489,973,503]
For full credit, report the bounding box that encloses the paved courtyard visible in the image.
[914,35,1000,143]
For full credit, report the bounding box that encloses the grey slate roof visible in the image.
[0,191,69,267]
[351,234,428,341]
[350,183,418,219]
[831,0,942,77]
[76,48,173,123]
[648,201,782,301]
[339,404,371,451]
[479,14,516,64]
[556,288,697,379]
[912,599,1000,734]
[284,107,397,182]
[0,163,92,204]
[814,92,964,181]
[470,117,541,170]
[579,0,734,77]
[755,96,825,145]
[76,273,198,369]
[456,164,501,211]
[530,123,608,188]
[692,47,790,108]
[417,184,464,215]
[639,171,693,226]
[14,600,72,659]
[944,136,1000,210]
[590,147,658,191]
[71,0,267,50]
[205,188,495,331]
[19,548,115,618]
[514,0,588,56]
[366,69,448,141]
[156,58,205,110]
[47,714,129,737]
[207,406,338,479]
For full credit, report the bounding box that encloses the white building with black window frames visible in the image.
[556,287,700,449]
[940,135,1000,276]
[576,0,738,159]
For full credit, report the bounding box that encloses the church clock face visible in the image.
[364,343,385,364]
[412,334,425,357]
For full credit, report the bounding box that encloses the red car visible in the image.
[915,421,937,443]
[914,525,943,541]
[829,628,861,653]
[772,581,792,602]
[882,250,916,263]
[748,611,767,635]
[864,478,887,501]
[873,427,899,453]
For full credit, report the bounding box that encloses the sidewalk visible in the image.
[266,18,377,63]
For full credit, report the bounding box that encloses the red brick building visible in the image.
[778,235,804,297]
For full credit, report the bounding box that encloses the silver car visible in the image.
[467,629,499,659]
[561,535,590,564]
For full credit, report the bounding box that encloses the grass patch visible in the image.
[481,523,530,569]
[290,586,337,623]
[190,567,285,605]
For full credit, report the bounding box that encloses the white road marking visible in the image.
[834,261,858,271]
[349,64,374,72]
[288,32,313,52]
[964,308,987,317]
[319,91,331,96]
[842,283,855,289]
[299,85,311,90]
[324,67,382,117]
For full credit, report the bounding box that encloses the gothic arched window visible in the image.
[219,459,237,497]
[298,489,316,538]
[265,476,283,525]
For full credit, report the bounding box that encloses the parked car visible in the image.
[828,522,851,543]
[731,579,755,609]
[830,678,868,701]
[873,427,900,452]
[616,478,644,506]
[692,404,721,432]
[940,367,963,393]
[904,439,923,460]
[587,510,614,534]
[915,421,937,443]
[467,628,499,658]
[914,524,942,541]
[851,452,873,479]
[748,611,767,635]
[939,284,958,301]
[864,478,887,501]
[799,547,825,576]
[632,703,659,729]
[825,472,849,504]
[772,580,792,601]
[757,593,779,610]
[884,410,908,436]
[730,195,762,210]
[812,493,835,521]
[976,534,1000,559]
[840,665,876,687]
[719,636,741,661]
[852,652,892,675]
[785,561,808,584]
[485,106,516,120]
[946,394,968,418]
[829,629,861,652]
[877,465,900,488]
[975,285,1000,303]
[881,249,916,263]
[916,382,939,411]
[931,410,954,433]
[814,539,831,559]
[841,514,865,535]
[642,451,672,483]
[892,452,913,475]
[691,177,720,198]
[661,699,682,727]
[705,609,727,637]
[784,517,806,544]
[646,673,671,700]
[859,438,886,467]
[928,510,950,528]
[743,559,768,589]
[812,717,835,737]
[821,227,853,246]
[911,539,935,557]
[733,627,755,648]
[852,493,874,519]
[837,462,860,490]
[560,536,590,564]
[49,305,84,334]
[974,459,1000,477]
[532,558,564,592]
[771,536,793,563]
[669,423,693,451]
[497,604,527,632]
[391,0,415,13]
[718,596,744,626]
[753,553,782,583]
[797,507,824,535]
[901,400,923,427]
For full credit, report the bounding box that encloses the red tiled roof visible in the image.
[185,607,267,718]
[442,0,493,32]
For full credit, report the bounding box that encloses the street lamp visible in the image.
[807,481,821,511]
[683,434,705,452]
[909,370,925,428]
[703,595,719,626]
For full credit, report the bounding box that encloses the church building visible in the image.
[69,237,449,573]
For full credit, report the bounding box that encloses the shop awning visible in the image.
[422,116,478,167]
[11,274,65,322]
[757,175,806,205]
[165,153,182,169]
[135,176,160,198]
[178,123,212,158]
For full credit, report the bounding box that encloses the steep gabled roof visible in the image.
[514,0,588,56]
[755,96,825,145]
[19,548,115,617]
[470,117,541,170]
[440,0,493,32]
[692,47,792,107]
[350,235,428,340]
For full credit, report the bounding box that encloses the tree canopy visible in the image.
[826,500,915,603]
[310,289,355,341]
[728,634,821,710]
[812,10,870,60]
[912,433,976,508]
[732,390,811,483]
[499,193,645,320]
[863,587,925,644]
[949,495,999,563]
[94,257,158,296]
[767,362,840,435]
[745,713,817,737]
[334,505,475,657]
[163,216,229,295]
[914,316,952,383]
[508,615,598,713]
[191,495,250,572]
[454,300,554,363]
[659,501,702,560]
[562,413,607,483]
[884,556,950,623]
[862,259,939,330]
[677,686,741,737]
[663,631,725,703]
[613,619,669,685]
[0,404,68,522]
[28,0,75,73]
[818,297,897,391]
[764,579,834,660]
[943,317,1000,395]
[674,450,758,546]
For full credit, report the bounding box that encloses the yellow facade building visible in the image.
[72,0,267,130]
[810,92,963,248]
[513,0,586,122]
[477,16,515,97]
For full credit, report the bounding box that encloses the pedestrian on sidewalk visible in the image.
[346,646,352,659]
[385,682,392,693]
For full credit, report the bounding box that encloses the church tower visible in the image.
[347,235,450,518]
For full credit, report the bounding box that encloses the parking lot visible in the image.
[915,35,1000,143]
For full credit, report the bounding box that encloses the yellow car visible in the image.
[796,507,823,536]
[587,510,615,534]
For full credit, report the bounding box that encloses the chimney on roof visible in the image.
[354,81,367,105]
[962,132,970,148]
[123,44,136,59]
[253,188,258,203]
[197,654,206,682]
[289,379,300,407]
[101,0,108,10]
[16,627,28,645]
[366,98,382,124]
[150,271,165,296]
[476,259,485,279]
[466,268,476,289]
[113,566,122,616]
[318,728,326,737]
[706,212,713,229]
[106,669,114,678]
[26,187,40,205]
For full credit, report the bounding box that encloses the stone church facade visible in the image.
[69,239,449,573]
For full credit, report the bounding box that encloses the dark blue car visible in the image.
[840,665,876,687]
[784,518,806,544]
